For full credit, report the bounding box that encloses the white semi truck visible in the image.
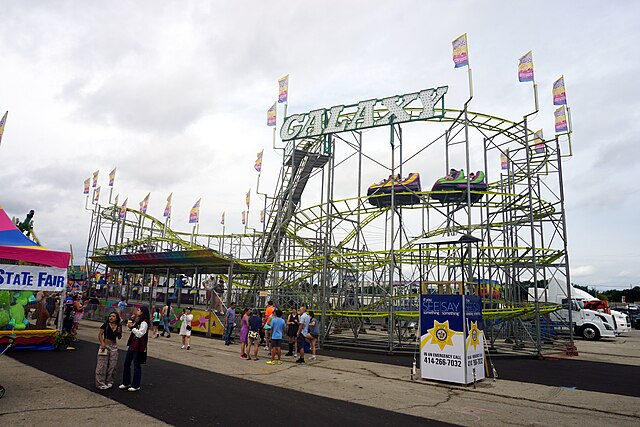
[527,280,616,341]
[569,286,631,335]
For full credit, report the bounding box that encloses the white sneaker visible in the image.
[106,384,113,389]
[310,355,316,360]
[118,384,128,390]
[127,387,140,392]
[98,385,109,390]
[181,345,185,349]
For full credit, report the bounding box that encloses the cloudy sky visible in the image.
[0,1,638,289]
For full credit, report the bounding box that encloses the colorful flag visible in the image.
[108,168,116,187]
[518,51,534,82]
[0,111,8,146]
[83,178,90,195]
[553,75,567,105]
[255,150,264,172]
[246,189,251,209]
[241,211,246,225]
[140,193,150,214]
[114,194,119,206]
[92,170,99,188]
[278,74,289,103]
[452,34,469,68]
[189,199,201,224]
[533,129,545,153]
[93,186,101,203]
[500,151,509,170]
[164,193,172,218]
[260,209,265,224]
[267,102,277,127]
[220,212,225,225]
[555,106,568,133]
[119,198,128,219]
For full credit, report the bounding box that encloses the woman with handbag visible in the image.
[119,306,150,392]
[95,311,122,389]
[179,307,194,350]
[247,309,262,361]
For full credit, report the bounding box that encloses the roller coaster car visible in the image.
[430,169,487,204]
[367,173,421,207]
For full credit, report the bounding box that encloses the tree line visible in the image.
[573,284,640,304]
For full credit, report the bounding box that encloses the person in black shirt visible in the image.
[285,307,299,356]
[247,309,262,361]
[95,311,122,389]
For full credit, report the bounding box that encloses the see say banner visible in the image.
[419,294,485,384]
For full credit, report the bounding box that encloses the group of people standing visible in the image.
[237,302,320,365]
[94,299,321,392]
[94,300,195,392]
[94,306,149,392]
[62,293,89,340]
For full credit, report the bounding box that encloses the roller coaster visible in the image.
[85,92,575,357]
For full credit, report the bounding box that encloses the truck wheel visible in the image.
[580,325,601,341]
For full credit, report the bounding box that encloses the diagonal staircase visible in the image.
[259,138,330,264]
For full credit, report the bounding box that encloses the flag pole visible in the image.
[256,171,267,235]
[272,127,278,150]
[246,189,251,235]
[521,56,541,355]
[565,106,574,157]
[138,200,144,242]
[460,34,474,289]
[163,215,168,239]
[466,66,474,106]
[243,211,247,235]
[221,222,225,253]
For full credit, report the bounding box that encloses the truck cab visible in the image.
[580,299,629,335]
[556,299,616,340]
[610,309,631,334]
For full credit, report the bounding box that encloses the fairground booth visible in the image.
[0,207,70,350]
[90,249,262,337]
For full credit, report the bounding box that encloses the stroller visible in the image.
[0,341,12,398]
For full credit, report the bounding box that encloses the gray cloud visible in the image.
[1,1,639,288]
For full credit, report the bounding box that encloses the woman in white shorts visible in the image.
[179,307,194,350]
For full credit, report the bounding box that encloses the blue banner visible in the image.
[420,294,485,384]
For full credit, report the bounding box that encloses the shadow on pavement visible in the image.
[10,341,457,427]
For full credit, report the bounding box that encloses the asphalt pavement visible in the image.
[9,340,454,427]
[5,323,640,426]
[321,347,640,397]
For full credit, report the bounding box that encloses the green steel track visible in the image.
[93,108,565,320]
